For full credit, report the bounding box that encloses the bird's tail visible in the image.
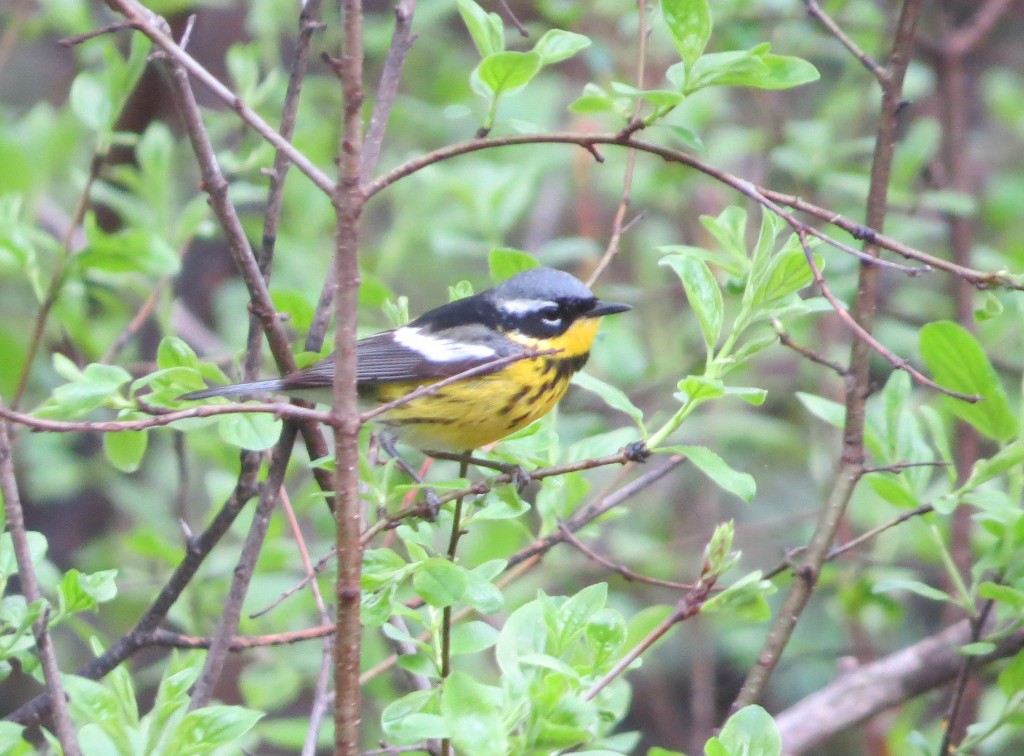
[178,378,285,401]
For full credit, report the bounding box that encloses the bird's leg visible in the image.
[378,432,443,519]
[426,449,533,492]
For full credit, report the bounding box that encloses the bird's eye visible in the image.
[538,306,562,327]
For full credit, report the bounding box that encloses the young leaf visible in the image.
[442,672,508,756]
[103,431,148,473]
[217,413,282,451]
[660,254,723,353]
[919,321,1016,441]
[532,29,591,65]
[457,0,504,57]
[476,51,542,96]
[572,372,645,431]
[489,248,539,281]
[706,705,782,756]
[412,558,468,608]
[663,445,756,502]
[661,0,712,69]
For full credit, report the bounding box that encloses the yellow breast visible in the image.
[369,317,602,451]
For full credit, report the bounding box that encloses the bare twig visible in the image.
[188,429,300,709]
[772,320,847,377]
[557,521,694,590]
[587,0,650,287]
[0,410,80,755]
[105,0,335,196]
[803,0,886,81]
[360,0,418,181]
[0,401,328,434]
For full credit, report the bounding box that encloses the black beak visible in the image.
[587,300,631,317]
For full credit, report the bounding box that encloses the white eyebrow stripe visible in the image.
[498,298,557,316]
[393,327,497,363]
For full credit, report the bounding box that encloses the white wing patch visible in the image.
[393,327,497,363]
[498,298,556,316]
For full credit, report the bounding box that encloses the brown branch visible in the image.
[145,624,333,649]
[557,521,694,590]
[763,503,934,581]
[731,0,926,713]
[0,401,328,434]
[587,0,649,287]
[0,410,80,755]
[104,0,335,196]
[362,133,1019,291]
[795,229,978,402]
[803,0,886,81]
[332,0,366,752]
[776,617,1024,753]
[772,320,847,377]
[188,428,300,709]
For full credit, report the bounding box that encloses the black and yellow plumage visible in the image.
[180,268,630,450]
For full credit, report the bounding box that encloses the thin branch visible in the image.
[105,0,336,196]
[557,521,694,590]
[362,132,1019,291]
[587,0,650,287]
[803,0,887,81]
[763,503,935,581]
[794,228,978,402]
[772,320,847,377]
[360,0,418,181]
[0,411,80,755]
[146,624,333,649]
[730,0,926,713]
[188,427,299,709]
[584,569,716,701]
[0,401,328,434]
[939,599,996,755]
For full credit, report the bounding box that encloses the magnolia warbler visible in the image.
[180,267,630,451]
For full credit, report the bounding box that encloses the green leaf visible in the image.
[217,412,282,450]
[57,568,117,617]
[796,392,845,428]
[751,248,817,307]
[661,0,712,68]
[957,443,1024,493]
[919,321,1015,441]
[476,51,542,96]
[660,255,723,353]
[457,0,504,57]
[676,375,725,406]
[707,705,781,756]
[664,445,756,502]
[167,705,263,754]
[69,72,113,133]
[998,650,1024,697]
[442,672,508,756]
[103,430,148,473]
[382,690,449,744]
[572,372,645,431]
[979,582,1024,614]
[413,558,468,608]
[532,29,591,65]
[35,362,132,419]
[489,248,539,282]
[450,621,500,656]
[157,337,200,371]
[873,578,952,604]
[690,48,819,91]
[0,722,33,756]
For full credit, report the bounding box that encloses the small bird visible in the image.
[180,267,630,451]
